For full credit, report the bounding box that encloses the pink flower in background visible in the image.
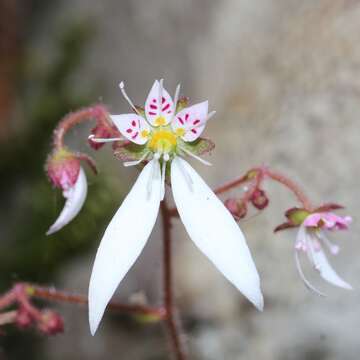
[295,212,352,295]
[303,212,352,231]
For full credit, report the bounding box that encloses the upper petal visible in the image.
[171,101,208,142]
[111,114,151,145]
[144,80,174,126]
[46,167,87,235]
[171,157,263,310]
[88,159,161,335]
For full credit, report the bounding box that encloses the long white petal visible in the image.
[46,167,87,235]
[294,250,326,297]
[310,242,352,290]
[88,160,161,335]
[171,157,263,310]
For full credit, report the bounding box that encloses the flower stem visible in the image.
[161,200,187,360]
[0,283,166,319]
[53,104,114,150]
[211,166,312,210]
[213,172,251,195]
[263,169,313,210]
[28,284,166,319]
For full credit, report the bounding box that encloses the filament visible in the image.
[88,134,123,143]
[119,81,140,115]
[179,146,212,166]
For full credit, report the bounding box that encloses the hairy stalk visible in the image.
[264,169,312,210]
[168,166,311,216]
[213,172,251,195]
[0,283,165,319]
[53,104,115,149]
[30,284,166,318]
[161,200,187,360]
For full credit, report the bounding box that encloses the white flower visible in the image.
[88,80,263,335]
[294,212,352,296]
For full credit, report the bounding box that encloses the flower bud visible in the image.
[175,96,189,113]
[250,189,269,210]
[88,123,114,150]
[15,307,33,329]
[225,198,247,221]
[46,148,80,191]
[38,310,64,335]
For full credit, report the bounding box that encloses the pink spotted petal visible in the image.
[171,101,209,142]
[144,80,174,126]
[111,114,150,145]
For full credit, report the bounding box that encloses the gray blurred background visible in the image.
[0,0,359,359]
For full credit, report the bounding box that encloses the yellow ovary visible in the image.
[148,130,177,153]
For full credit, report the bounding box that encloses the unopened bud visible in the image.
[225,198,247,221]
[38,310,64,335]
[15,308,33,329]
[250,189,269,210]
[175,96,189,113]
[46,148,80,190]
[88,123,114,150]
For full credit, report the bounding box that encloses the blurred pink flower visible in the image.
[294,212,352,295]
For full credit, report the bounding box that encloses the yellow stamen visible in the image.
[175,128,186,137]
[154,116,166,126]
[141,130,149,138]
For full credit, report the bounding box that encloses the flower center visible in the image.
[148,129,177,154]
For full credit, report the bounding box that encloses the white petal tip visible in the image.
[46,226,60,236]
[88,296,105,336]
[255,294,264,311]
[246,288,264,311]
[89,320,99,336]
[340,282,353,291]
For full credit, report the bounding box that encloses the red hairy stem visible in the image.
[168,166,312,217]
[28,284,166,319]
[264,169,313,210]
[168,169,256,217]
[161,200,187,360]
[213,172,252,196]
[53,104,115,150]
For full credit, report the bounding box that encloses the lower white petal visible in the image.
[171,157,263,310]
[46,167,87,235]
[294,250,326,297]
[88,159,161,335]
[311,244,352,290]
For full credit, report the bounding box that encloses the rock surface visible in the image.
[36,1,360,359]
